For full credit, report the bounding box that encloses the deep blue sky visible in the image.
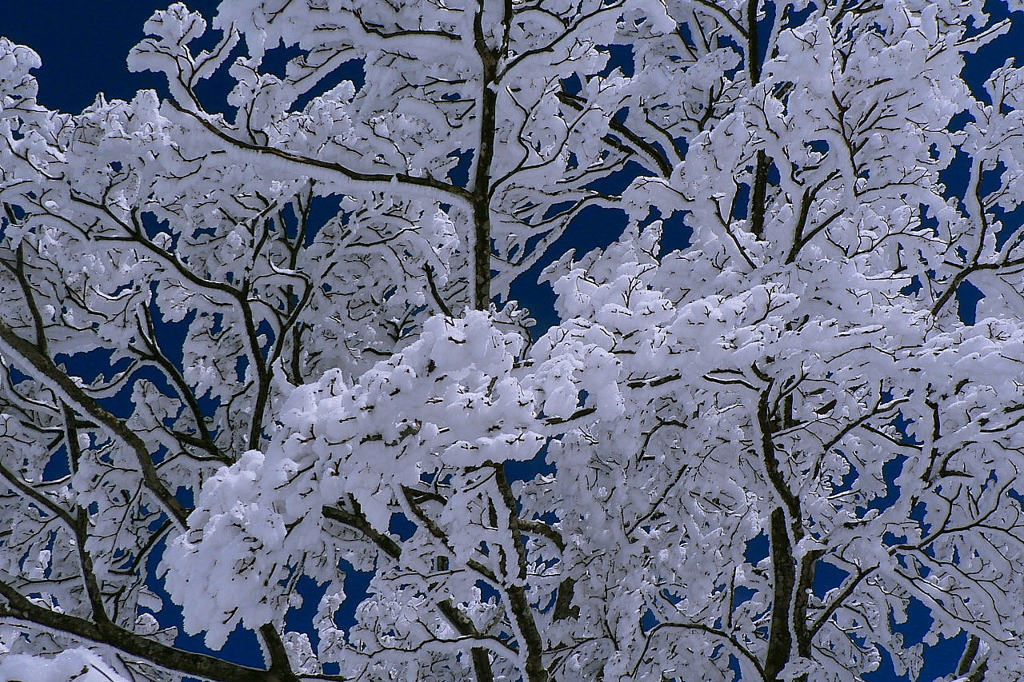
[0,0,220,112]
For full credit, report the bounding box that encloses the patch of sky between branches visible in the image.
[856,455,907,517]
[744,531,769,564]
[389,512,416,541]
[299,193,347,247]
[864,648,912,682]
[173,20,366,124]
[506,193,689,335]
[446,148,474,188]
[283,574,330,648]
[868,598,972,681]
[144,535,264,669]
[959,0,1024,106]
[955,280,984,325]
[41,445,70,482]
[0,0,202,112]
[596,44,634,78]
[639,206,692,256]
[261,42,367,113]
[54,347,131,386]
[507,204,630,335]
[333,559,374,638]
[812,561,850,600]
[505,442,555,483]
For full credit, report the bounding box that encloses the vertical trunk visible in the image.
[745,3,807,672]
[763,506,818,682]
[794,549,823,661]
[763,507,795,681]
[746,0,763,84]
[759,385,816,682]
[468,9,548,681]
[749,149,771,238]
[472,6,499,312]
[745,0,772,240]
[494,464,550,682]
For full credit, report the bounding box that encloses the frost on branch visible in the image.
[2,1,1024,681]
[167,312,543,642]
[0,647,131,682]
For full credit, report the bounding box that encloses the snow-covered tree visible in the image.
[2,1,1024,680]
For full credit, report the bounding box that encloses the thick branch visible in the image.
[956,633,988,682]
[0,581,298,682]
[167,100,474,208]
[437,600,496,682]
[322,499,402,560]
[555,92,673,178]
[491,464,549,682]
[0,319,189,528]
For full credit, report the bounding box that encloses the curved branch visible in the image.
[0,580,298,682]
[166,100,474,208]
[639,621,764,680]
[0,319,189,529]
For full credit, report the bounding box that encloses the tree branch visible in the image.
[0,581,298,682]
[0,319,189,528]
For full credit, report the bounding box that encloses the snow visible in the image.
[0,649,130,682]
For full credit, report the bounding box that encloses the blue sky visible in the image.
[1,1,219,113]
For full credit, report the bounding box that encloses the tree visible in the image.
[1,0,1024,680]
